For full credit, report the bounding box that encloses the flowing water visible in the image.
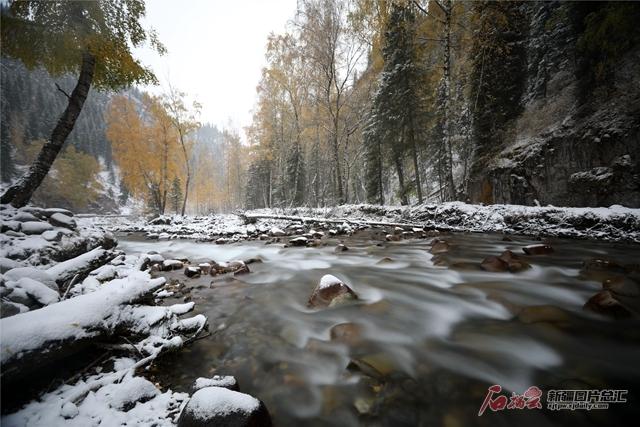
[117,231,640,426]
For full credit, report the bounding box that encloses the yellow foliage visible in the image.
[105,94,183,213]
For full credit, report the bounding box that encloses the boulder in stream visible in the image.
[177,386,271,427]
[481,250,530,272]
[523,244,554,255]
[185,266,201,278]
[308,274,358,308]
[334,244,349,253]
[430,240,450,254]
[584,290,632,319]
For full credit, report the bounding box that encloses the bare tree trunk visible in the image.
[1,52,96,207]
[179,132,190,216]
[408,120,423,203]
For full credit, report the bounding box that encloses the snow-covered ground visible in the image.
[0,204,212,426]
[95,202,640,243]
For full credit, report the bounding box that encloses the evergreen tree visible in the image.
[169,177,183,214]
[363,3,425,205]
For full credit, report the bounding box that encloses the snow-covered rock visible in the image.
[308,274,358,308]
[269,227,285,237]
[20,221,53,235]
[3,267,58,291]
[10,277,59,306]
[177,387,270,427]
[48,213,77,230]
[193,375,238,391]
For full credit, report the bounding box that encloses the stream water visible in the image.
[117,231,640,426]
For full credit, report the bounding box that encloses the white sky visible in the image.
[133,0,298,138]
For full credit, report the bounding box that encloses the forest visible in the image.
[1,1,640,427]
[3,1,637,213]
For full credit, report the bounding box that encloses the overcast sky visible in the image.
[134,0,297,137]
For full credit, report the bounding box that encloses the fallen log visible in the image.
[47,247,120,287]
[241,213,428,230]
[0,271,165,384]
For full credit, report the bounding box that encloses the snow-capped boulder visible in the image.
[308,274,358,308]
[177,387,271,427]
[12,277,59,306]
[95,376,160,411]
[12,212,39,222]
[289,236,308,247]
[269,227,285,237]
[4,267,58,291]
[198,263,212,275]
[43,207,74,218]
[48,213,77,230]
[185,266,201,278]
[193,375,239,392]
[162,259,184,271]
[20,221,53,235]
[1,220,20,232]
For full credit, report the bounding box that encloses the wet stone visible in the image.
[430,240,450,254]
[523,244,554,255]
[335,244,349,253]
[308,274,358,308]
[584,290,632,319]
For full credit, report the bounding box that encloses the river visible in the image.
[117,230,640,426]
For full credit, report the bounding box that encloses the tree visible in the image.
[164,86,200,215]
[105,94,182,214]
[0,0,164,207]
[168,177,183,214]
[364,2,425,205]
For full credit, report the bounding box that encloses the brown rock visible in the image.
[335,244,349,253]
[523,244,554,255]
[307,274,358,308]
[184,266,201,278]
[430,240,450,254]
[584,290,631,319]
[480,256,508,272]
[329,322,363,344]
[386,234,401,242]
[499,250,531,272]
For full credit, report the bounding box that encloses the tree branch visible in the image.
[55,82,71,100]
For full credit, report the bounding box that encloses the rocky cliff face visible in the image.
[468,2,640,208]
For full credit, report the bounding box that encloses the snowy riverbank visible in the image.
[1,204,269,426]
[100,202,640,243]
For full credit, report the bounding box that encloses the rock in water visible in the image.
[523,244,554,255]
[48,213,77,230]
[481,250,530,272]
[480,255,508,272]
[308,274,358,308]
[289,236,308,247]
[334,244,349,253]
[162,259,184,271]
[430,240,450,254]
[584,290,632,319]
[178,386,271,427]
[185,266,201,278]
